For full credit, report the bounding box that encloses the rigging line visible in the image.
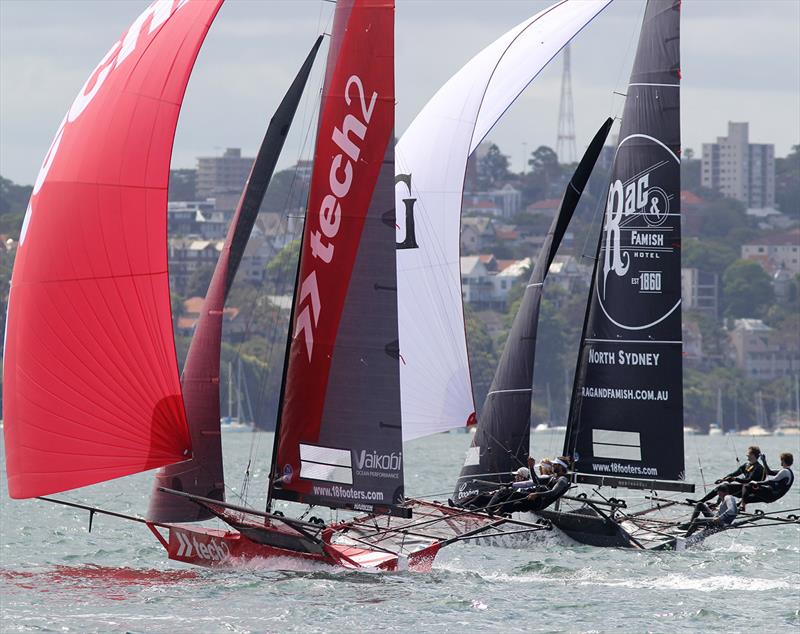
[607,0,647,120]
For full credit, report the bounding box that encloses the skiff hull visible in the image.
[148,523,439,572]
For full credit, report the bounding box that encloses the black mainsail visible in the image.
[563,0,687,491]
[452,118,613,503]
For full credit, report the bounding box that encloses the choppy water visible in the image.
[2,432,799,633]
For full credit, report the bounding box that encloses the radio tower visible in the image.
[556,44,576,164]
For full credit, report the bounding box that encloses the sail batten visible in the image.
[564,0,684,487]
[4,0,224,499]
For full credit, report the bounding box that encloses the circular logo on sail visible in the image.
[596,134,681,331]
[282,464,293,484]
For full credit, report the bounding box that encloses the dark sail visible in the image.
[269,1,407,517]
[564,0,686,488]
[452,118,613,503]
[147,37,323,523]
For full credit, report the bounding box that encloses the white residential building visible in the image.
[701,122,775,210]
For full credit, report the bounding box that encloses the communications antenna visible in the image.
[556,44,577,163]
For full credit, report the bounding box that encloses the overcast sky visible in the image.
[1,0,798,185]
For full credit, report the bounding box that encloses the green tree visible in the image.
[682,238,738,278]
[722,259,774,318]
[477,143,511,189]
[521,145,563,202]
[681,154,701,191]
[0,176,32,215]
[266,239,300,289]
[261,168,310,213]
[186,264,215,298]
[775,145,799,218]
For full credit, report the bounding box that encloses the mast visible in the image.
[563,0,689,492]
[236,357,242,422]
[228,361,234,420]
[452,118,612,502]
[147,36,324,522]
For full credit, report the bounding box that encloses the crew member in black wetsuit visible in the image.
[693,445,764,504]
[485,456,571,515]
[739,452,795,511]
[458,459,535,511]
[519,457,571,512]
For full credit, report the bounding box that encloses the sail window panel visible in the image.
[299,444,352,468]
[299,462,353,486]
[592,429,642,461]
[592,429,641,447]
[592,444,642,461]
[463,446,480,467]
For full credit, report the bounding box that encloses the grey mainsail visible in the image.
[453,118,613,503]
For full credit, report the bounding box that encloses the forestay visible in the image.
[563,0,685,485]
[395,0,612,441]
[3,0,223,499]
[270,0,407,517]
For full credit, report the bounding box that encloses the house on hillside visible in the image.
[742,229,800,275]
[728,318,800,380]
[461,217,496,254]
[461,254,530,309]
[681,267,720,320]
[548,254,590,292]
[176,296,245,342]
[168,238,223,293]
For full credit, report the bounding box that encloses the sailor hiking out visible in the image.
[463,457,571,516]
[692,445,765,504]
[740,452,794,511]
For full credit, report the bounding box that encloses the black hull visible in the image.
[536,507,635,548]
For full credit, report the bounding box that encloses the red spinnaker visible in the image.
[3,0,224,499]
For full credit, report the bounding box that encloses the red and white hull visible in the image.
[148,523,439,572]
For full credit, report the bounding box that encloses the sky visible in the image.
[0,0,798,186]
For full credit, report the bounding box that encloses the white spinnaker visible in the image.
[397,0,612,441]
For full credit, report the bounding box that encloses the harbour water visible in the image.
[1,432,798,632]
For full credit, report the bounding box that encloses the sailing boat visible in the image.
[451,118,612,506]
[452,0,795,548]
[446,0,688,549]
[2,0,468,572]
[220,358,254,432]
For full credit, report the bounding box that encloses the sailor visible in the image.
[739,452,794,511]
[519,456,571,512]
[458,463,533,511]
[682,483,738,537]
[693,445,765,504]
[482,464,538,515]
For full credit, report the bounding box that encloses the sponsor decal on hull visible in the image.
[170,529,231,563]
